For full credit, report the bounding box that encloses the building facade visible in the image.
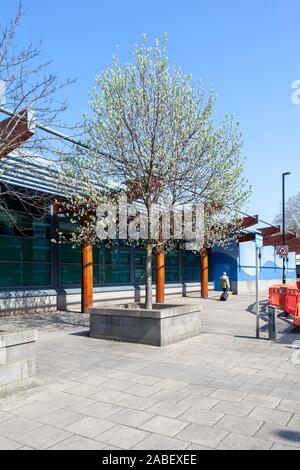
[0,152,297,315]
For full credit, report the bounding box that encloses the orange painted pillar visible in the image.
[81,242,94,313]
[156,250,165,304]
[201,247,209,299]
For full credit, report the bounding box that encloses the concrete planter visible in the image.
[90,303,202,347]
[0,329,37,398]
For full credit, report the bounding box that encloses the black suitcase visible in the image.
[220,291,229,301]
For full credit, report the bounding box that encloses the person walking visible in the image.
[220,272,230,301]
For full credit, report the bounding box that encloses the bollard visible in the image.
[268,305,277,341]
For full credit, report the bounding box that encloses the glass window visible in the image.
[165,267,180,283]
[0,213,51,288]
[59,219,79,234]
[60,264,82,286]
[182,268,200,282]
[0,237,22,261]
[165,250,180,282]
[0,263,22,287]
[90,245,132,286]
[60,244,81,263]
[181,251,200,281]
[23,239,51,262]
[0,213,14,236]
[135,249,146,266]
[100,267,131,284]
[166,251,180,267]
[135,267,146,283]
[135,267,156,284]
[58,219,81,287]
[182,251,200,268]
[135,248,157,284]
[93,246,99,264]
[100,247,130,265]
[23,263,51,287]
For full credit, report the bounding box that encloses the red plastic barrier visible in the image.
[295,303,300,327]
[269,285,289,310]
[269,284,300,327]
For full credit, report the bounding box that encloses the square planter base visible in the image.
[90,303,202,347]
[0,329,37,398]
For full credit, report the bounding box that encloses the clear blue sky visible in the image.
[3,0,300,223]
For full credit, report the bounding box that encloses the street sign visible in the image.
[255,233,263,249]
[276,245,289,258]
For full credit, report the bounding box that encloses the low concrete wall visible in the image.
[90,304,202,347]
[58,284,201,312]
[0,283,202,316]
[235,279,296,295]
[0,329,37,398]
[0,291,57,317]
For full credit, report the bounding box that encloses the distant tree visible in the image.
[0,1,74,226]
[275,192,300,236]
[61,35,251,309]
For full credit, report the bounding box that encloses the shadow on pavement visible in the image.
[0,312,90,331]
[277,429,300,445]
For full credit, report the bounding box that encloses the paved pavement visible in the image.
[1,293,300,450]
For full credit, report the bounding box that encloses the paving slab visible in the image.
[278,399,300,414]
[0,435,23,450]
[10,401,58,420]
[248,406,292,426]
[37,409,86,428]
[287,414,300,428]
[96,424,149,449]
[149,390,189,403]
[179,396,220,411]
[64,416,114,438]
[256,423,300,448]
[134,434,189,450]
[76,401,123,420]
[217,433,272,450]
[242,394,280,409]
[0,417,41,439]
[214,414,263,437]
[109,409,155,427]
[210,389,247,403]
[139,415,189,437]
[211,400,255,418]
[48,435,107,450]
[16,424,72,450]
[176,423,228,449]
[180,407,224,426]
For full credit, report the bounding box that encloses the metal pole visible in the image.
[256,246,260,339]
[268,305,277,341]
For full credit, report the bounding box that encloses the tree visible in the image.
[275,192,300,236]
[61,35,251,309]
[0,1,73,226]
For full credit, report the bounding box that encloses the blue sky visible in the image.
[3,0,300,222]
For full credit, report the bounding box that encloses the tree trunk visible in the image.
[145,242,153,309]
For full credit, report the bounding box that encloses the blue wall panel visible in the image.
[210,243,238,291]
[238,242,296,281]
